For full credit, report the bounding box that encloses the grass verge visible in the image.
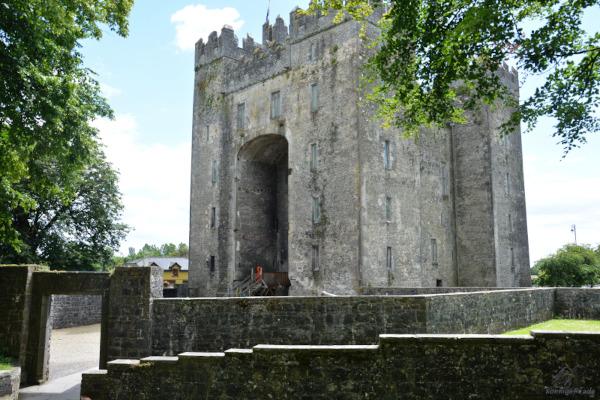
[0,355,13,371]
[504,319,600,335]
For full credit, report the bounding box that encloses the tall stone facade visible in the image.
[188,10,530,296]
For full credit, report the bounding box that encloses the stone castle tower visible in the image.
[188,9,531,297]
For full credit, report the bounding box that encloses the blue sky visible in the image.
[83,1,600,265]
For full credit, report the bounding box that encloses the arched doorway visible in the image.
[235,135,289,290]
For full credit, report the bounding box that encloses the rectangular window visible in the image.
[310,83,319,112]
[386,247,393,271]
[431,238,438,265]
[206,125,210,142]
[310,143,318,171]
[211,160,218,185]
[385,196,392,221]
[309,43,317,61]
[312,196,321,224]
[436,279,443,287]
[312,245,320,272]
[441,164,449,197]
[237,103,245,130]
[209,256,215,272]
[384,140,391,170]
[210,207,216,228]
[271,91,281,119]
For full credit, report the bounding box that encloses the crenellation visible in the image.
[272,16,289,44]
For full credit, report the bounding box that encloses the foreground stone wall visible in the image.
[82,332,600,400]
[0,366,20,400]
[150,289,554,355]
[106,267,163,361]
[50,295,102,329]
[151,296,427,355]
[0,266,35,365]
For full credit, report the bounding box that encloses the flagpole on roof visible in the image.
[266,0,271,23]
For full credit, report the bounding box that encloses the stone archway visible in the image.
[235,135,289,282]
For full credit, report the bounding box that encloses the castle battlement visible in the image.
[195,8,345,69]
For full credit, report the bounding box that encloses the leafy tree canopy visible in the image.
[113,242,189,267]
[0,0,133,267]
[306,0,600,153]
[0,149,128,270]
[534,244,600,287]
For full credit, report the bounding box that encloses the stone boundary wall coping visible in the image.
[253,344,380,352]
[153,287,552,301]
[105,331,600,367]
[379,334,533,343]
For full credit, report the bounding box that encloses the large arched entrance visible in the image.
[235,135,289,294]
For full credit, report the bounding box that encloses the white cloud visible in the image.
[171,4,244,51]
[93,115,190,255]
[523,142,600,265]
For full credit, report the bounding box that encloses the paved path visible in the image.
[19,324,101,400]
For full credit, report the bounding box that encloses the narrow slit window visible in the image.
[431,238,438,265]
[510,247,515,270]
[386,247,393,271]
[384,140,391,170]
[206,125,210,142]
[508,214,513,233]
[237,103,245,130]
[312,245,320,272]
[312,196,321,224]
[385,196,392,221]
[310,143,318,171]
[210,207,216,228]
[271,91,281,119]
[211,160,218,185]
[310,83,319,112]
[506,172,511,195]
[209,256,215,272]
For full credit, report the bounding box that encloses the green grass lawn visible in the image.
[0,355,12,371]
[504,319,600,335]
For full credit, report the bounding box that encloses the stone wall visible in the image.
[361,287,513,295]
[424,288,555,333]
[106,267,163,361]
[50,295,102,329]
[150,289,554,355]
[82,332,600,400]
[151,296,427,355]
[554,288,600,319]
[0,266,35,365]
[0,366,20,400]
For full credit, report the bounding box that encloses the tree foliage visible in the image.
[306,0,600,152]
[534,244,600,287]
[0,149,128,270]
[0,0,133,267]
[112,242,190,267]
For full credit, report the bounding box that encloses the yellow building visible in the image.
[126,257,189,289]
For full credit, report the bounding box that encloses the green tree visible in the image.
[0,0,133,251]
[0,149,128,271]
[534,244,600,287]
[113,242,189,267]
[306,0,600,153]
